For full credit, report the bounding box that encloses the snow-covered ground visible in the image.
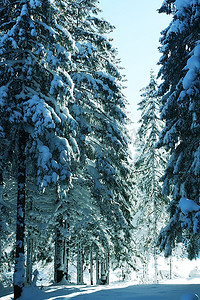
[1,257,200,300]
[0,280,200,300]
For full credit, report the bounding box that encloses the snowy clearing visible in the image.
[1,280,200,300]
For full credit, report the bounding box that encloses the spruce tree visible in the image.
[66,0,134,272]
[135,71,168,282]
[0,1,77,297]
[159,0,176,14]
[157,0,200,259]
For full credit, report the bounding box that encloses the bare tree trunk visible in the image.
[63,237,68,281]
[77,241,83,285]
[13,130,26,300]
[100,258,107,284]
[26,234,33,284]
[100,260,105,277]
[65,239,70,282]
[122,269,125,281]
[54,221,64,283]
[169,257,172,279]
[143,250,149,283]
[63,220,70,282]
[96,251,100,284]
[105,251,109,284]
[90,246,93,285]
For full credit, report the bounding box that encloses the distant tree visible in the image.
[157,0,200,259]
[134,71,168,282]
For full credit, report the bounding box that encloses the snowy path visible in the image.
[1,282,200,300]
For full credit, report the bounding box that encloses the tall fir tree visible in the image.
[134,71,168,283]
[66,0,134,274]
[157,0,200,259]
[0,1,78,297]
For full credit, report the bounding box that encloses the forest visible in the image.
[0,1,200,300]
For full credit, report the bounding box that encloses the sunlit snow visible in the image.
[1,258,200,300]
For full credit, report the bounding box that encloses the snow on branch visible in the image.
[178,197,200,235]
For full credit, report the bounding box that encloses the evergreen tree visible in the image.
[66,0,134,272]
[0,1,77,297]
[159,0,176,14]
[134,71,168,282]
[157,0,200,259]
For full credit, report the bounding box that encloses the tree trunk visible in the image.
[54,222,64,283]
[77,241,83,285]
[13,130,26,300]
[143,250,149,283]
[169,257,172,279]
[96,251,100,284]
[26,234,33,284]
[100,259,107,284]
[65,239,70,281]
[100,260,105,277]
[105,251,109,284]
[143,262,148,283]
[63,220,70,282]
[90,246,93,285]
[63,237,68,282]
[122,269,125,281]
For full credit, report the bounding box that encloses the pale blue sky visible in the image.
[100,0,172,131]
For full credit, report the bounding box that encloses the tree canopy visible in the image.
[157,0,200,259]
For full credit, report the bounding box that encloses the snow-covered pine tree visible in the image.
[157,0,200,259]
[66,0,134,273]
[0,1,78,297]
[134,71,168,283]
[158,0,176,14]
